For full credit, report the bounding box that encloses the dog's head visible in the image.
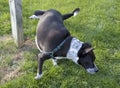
[77,43,98,74]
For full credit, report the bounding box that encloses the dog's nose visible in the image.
[95,69,99,72]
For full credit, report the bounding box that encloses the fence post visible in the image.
[9,0,24,48]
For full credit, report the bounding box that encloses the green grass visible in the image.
[0,0,120,88]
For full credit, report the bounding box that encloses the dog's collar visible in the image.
[66,37,83,63]
[36,36,70,59]
[49,36,70,59]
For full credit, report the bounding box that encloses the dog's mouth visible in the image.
[86,64,98,74]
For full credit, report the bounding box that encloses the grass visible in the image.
[0,0,120,88]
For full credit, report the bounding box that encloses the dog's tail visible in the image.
[73,8,80,16]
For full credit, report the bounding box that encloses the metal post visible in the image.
[9,0,24,47]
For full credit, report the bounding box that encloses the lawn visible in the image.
[0,0,120,88]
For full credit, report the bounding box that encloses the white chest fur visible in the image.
[66,37,83,63]
[55,38,83,64]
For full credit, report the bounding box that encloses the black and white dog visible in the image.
[30,8,98,79]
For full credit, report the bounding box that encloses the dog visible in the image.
[30,8,98,79]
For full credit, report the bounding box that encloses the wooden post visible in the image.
[9,0,24,47]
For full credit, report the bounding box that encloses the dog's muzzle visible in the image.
[86,64,98,74]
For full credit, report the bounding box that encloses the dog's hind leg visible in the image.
[29,10,46,19]
[35,53,50,80]
[62,8,80,20]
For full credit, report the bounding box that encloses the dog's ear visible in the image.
[29,10,46,19]
[78,43,94,55]
[83,47,94,55]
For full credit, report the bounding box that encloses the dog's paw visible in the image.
[52,59,57,66]
[53,62,58,66]
[73,8,80,16]
[29,15,39,19]
[35,73,43,80]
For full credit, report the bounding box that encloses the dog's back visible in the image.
[36,9,70,52]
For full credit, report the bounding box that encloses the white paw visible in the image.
[29,15,39,19]
[35,73,43,80]
[52,59,57,66]
[53,62,57,66]
[74,11,79,16]
[73,8,80,17]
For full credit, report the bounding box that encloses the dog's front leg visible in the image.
[35,53,50,80]
[52,59,57,66]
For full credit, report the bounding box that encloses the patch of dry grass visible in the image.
[0,35,37,85]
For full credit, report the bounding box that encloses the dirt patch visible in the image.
[0,35,37,84]
[0,51,24,84]
[0,67,24,84]
[0,35,12,42]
